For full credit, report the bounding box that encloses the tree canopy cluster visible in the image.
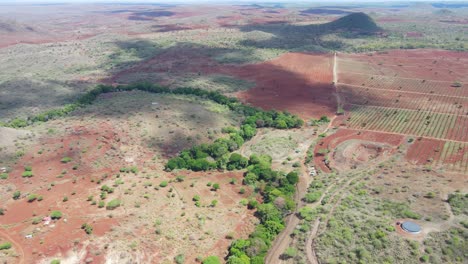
[2,82,303,130]
[226,154,298,263]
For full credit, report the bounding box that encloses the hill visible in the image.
[324,12,381,33]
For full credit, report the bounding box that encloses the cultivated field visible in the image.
[334,49,468,174]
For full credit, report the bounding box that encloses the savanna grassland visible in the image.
[0,2,467,264]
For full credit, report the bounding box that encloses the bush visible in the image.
[211,200,218,207]
[81,223,93,235]
[174,254,185,264]
[22,171,33,178]
[61,157,72,163]
[159,181,168,188]
[24,165,32,171]
[50,260,60,264]
[212,183,220,191]
[0,173,8,180]
[50,211,62,220]
[0,208,4,215]
[193,195,201,202]
[27,194,38,202]
[283,247,297,258]
[304,191,322,203]
[106,199,121,210]
[12,191,21,200]
[98,201,105,208]
[202,256,221,264]
[0,242,12,250]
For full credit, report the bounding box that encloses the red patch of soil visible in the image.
[314,129,404,172]
[0,123,124,262]
[406,32,424,38]
[106,51,336,120]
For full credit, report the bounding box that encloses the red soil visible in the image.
[0,123,124,263]
[406,138,467,173]
[406,138,445,165]
[107,51,336,120]
[313,128,404,172]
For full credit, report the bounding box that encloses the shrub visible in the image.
[212,183,220,191]
[130,166,138,174]
[24,165,32,171]
[27,194,38,202]
[101,185,114,193]
[63,196,68,202]
[50,211,62,220]
[402,210,421,219]
[12,191,21,200]
[159,181,168,187]
[211,200,218,207]
[174,254,185,264]
[304,191,322,203]
[176,175,185,182]
[202,256,221,264]
[81,223,93,235]
[0,173,8,180]
[283,247,297,258]
[0,242,12,250]
[193,195,201,202]
[50,260,61,264]
[61,157,72,163]
[22,171,33,178]
[98,201,105,208]
[106,199,121,210]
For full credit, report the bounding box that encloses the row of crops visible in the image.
[343,105,467,142]
[406,138,468,174]
[338,72,468,97]
[338,85,468,116]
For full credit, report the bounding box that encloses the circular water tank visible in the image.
[401,221,421,234]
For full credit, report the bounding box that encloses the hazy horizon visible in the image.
[2,0,468,4]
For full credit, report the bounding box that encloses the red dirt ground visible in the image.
[107,51,337,120]
[0,123,123,263]
[313,128,405,172]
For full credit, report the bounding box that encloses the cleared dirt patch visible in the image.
[314,128,404,172]
[109,51,337,120]
[332,139,395,171]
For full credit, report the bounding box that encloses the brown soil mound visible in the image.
[332,139,394,170]
[314,129,404,172]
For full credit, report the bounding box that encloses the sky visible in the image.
[2,0,468,2]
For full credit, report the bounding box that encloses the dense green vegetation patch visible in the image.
[448,192,468,216]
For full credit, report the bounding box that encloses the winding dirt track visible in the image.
[0,228,25,264]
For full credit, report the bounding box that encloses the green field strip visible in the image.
[357,106,382,129]
[462,146,468,174]
[347,106,366,127]
[350,107,374,129]
[439,141,451,166]
[372,107,393,131]
[426,112,443,138]
[399,110,422,135]
[384,109,405,133]
[444,114,458,141]
[364,107,385,130]
[445,141,457,171]
[390,110,408,133]
[414,111,431,136]
[422,111,440,138]
[452,116,463,142]
[433,113,449,139]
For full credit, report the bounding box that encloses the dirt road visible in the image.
[0,228,25,264]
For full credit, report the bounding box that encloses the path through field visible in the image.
[0,228,25,264]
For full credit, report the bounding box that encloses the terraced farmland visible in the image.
[335,49,468,173]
